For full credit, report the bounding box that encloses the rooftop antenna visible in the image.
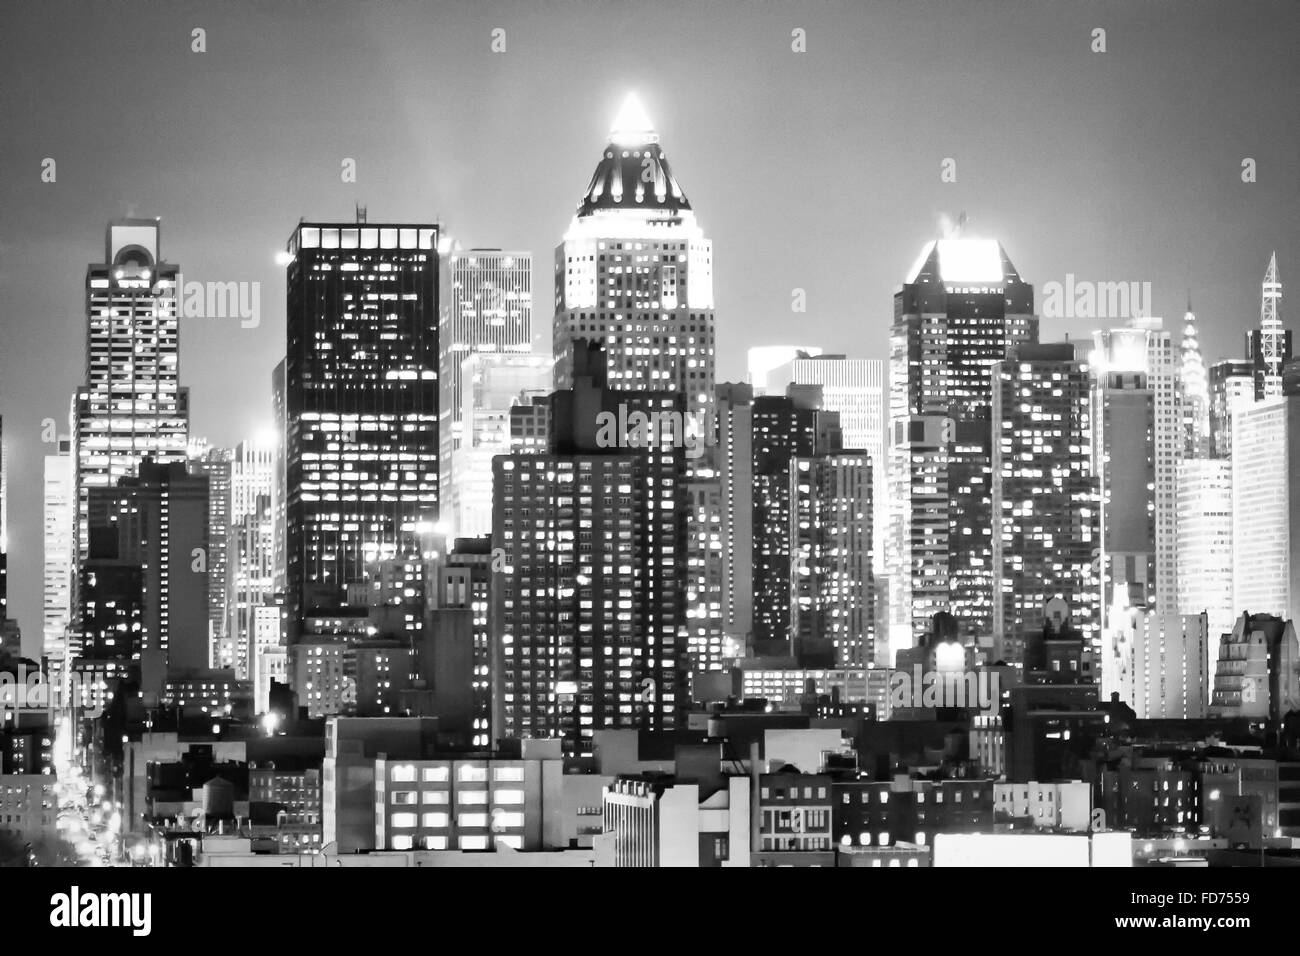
[355,202,367,224]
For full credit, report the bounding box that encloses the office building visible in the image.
[441,249,534,505]
[991,343,1099,662]
[1208,359,1254,459]
[1232,396,1300,621]
[1176,458,1233,668]
[282,221,442,660]
[42,436,75,662]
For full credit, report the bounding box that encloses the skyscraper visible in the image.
[790,356,887,582]
[1179,299,1210,458]
[1092,368,1156,629]
[1232,395,1300,621]
[715,384,754,657]
[1247,252,1288,401]
[441,249,534,512]
[449,352,551,538]
[282,222,442,659]
[1208,359,1254,459]
[43,436,75,663]
[72,220,190,652]
[888,237,1038,657]
[84,460,209,699]
[491,348,685,755]
[1176,458,1233,669]
[552,95,714,419]
[188,440,232,667]
[1092,319,1180,616]
[751,386,842,657]
[991,343,1100,663]
[229,438,276,681]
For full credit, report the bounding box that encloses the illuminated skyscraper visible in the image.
[1179,298,1210,458]
[188,439,232,666]
[888,237,1037,657]
[715,384,754,656]
[790,356,887,582]
[1092,319,1180,617]
[228,438,276,681]
[1176,458,1232,669]
[751,386,842,657]
[1092,368,1156,632]
[449,351,551,538]
[441,249,534,511]
[43,436,75,662]
[1208,359,1253,459]
[1247,252,1288,401]
[72,220,190,653]
[552,95,714,418]
[282,222,442,656]
[991,343,1100,663]
[491,348,685,755]
[1232,396,1300,621]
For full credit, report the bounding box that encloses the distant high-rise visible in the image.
[282,222,442,656]
[42,436,75,662]
[1092,319,1180,617]
[1247,252,1288,401]
[1131,611,1209,720]
[1176,458,1233,669]
[1179,299,1210,458]
[188,440,232,667]
[84,460,209,699]
[491,348,685,755]
[229,438,276,681]
[441,249,534,510]
[1208,359,1254,459]
[449,352,550,538]
[715,384,754,656]
[991,343,1100,663]
[72,220,190,653]
[1232,396,1300,621]
[552,95,714,418]
[790,356,887,582]
[888,237,1037,657]
[1092,368,1156,631]
[751,387,841,657]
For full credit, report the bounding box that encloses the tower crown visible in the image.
[576,94,691,218]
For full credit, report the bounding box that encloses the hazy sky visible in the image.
[2,0,1298,653]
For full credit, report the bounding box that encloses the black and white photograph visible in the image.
[0,0,1296,925]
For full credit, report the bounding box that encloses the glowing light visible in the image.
[275,250,295,267]
[906,239,1004,285]
[610,93,658,147]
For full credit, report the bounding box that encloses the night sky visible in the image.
[2,0,1298,652]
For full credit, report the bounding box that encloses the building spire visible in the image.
[610,92,657,147]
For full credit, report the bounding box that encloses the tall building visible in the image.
[491,348,685,755]
[790,452,874,666]
[188,440,232,667]
[1247,252,1288,401]
[282,221,442,659]
[1179,299,1210,458]
[715,384,754,657]
[751,387,842,657]
[1210,612,1300,722]
[84,460,209,699]
[1092,368,1156,631]
[790,356,887,582]
[991,343,1100,663]
[551,95,714,420]
[888,237,1037,657]
[1232,396,1300,621]
[441,249,534,505]
[449,351,551,538]
[42,436,75,662]
[72,220,190,652]
[229,438,276,681]
[1208,359,1254,459]
[1092,321,1185,621]
[1092,319,1180,616]
[1176,458,1233,670]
